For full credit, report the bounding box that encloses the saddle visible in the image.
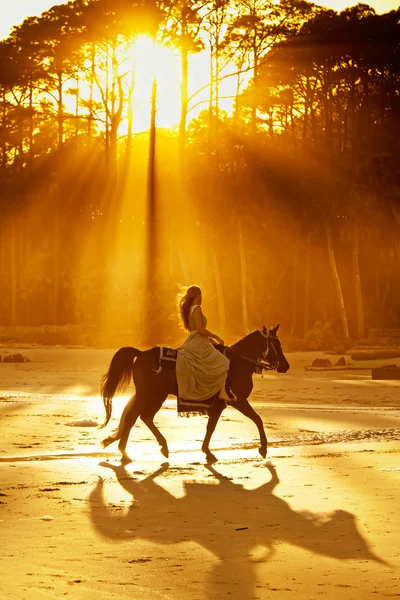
[152,345,230,374]
[152,347,178,373]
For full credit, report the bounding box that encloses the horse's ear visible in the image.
[272,324,280,334]
[262,325,268,334]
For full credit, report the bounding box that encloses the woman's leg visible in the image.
[218,379,237,405]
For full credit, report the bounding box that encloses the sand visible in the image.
[0,346,399,599]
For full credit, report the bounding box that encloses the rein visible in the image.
[235,353,276,372]
[224,330,279,372]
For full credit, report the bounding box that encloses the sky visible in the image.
[1,0,399,41]
[1,1,66,41]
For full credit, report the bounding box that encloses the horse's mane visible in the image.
[229,330,260,352]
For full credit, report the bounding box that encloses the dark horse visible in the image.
[101,325,290,463]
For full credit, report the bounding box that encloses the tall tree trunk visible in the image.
[251,31,258,132]
[325,220,349,338]
[214,43,221,170]
[237,221,249,333]
[290,99,295,146]
[18,217,27,326]
[105,43,110,167]
[52,195,60,326]
[10,218,17,327]
[0,228,4,275]
[179,8,189,159]
[380,268,391,328]
[88,43,95,138]
[352,221,364,337]
[1,86,6,168]
[215,45,220,115]
[28,79,34,175]
[208,42,214,163]
[109,42,123,169]
[126,60,135,159]
[17,108,24,171]
[109,75,123,168]
[213,252,225,337]
[233,70,241,135]
[302,75,310,145]
[303,232,311,335]
[54,71,64,326]
[57,70,64,149]
[75,71,80,138]
[291,227,300,336]
[324,64,333,152]
[179,46,189,159]
[143,79,158,346]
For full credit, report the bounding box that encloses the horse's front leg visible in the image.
[233,398,268,458]
[201,397,225,463]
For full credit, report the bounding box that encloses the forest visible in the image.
[0,0,399,348]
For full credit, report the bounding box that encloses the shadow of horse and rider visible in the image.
[89,463,386,599]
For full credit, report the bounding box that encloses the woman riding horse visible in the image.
[100,317,290,464]
[176,285,236,410]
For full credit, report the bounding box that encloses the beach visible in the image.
[1,347,399,599]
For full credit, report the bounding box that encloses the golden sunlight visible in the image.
[129,36,181,132]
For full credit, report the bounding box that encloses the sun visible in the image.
[128,36,181,132]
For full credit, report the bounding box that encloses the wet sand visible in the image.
[0,347,399,599]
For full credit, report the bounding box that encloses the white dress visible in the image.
[176,305,230,401]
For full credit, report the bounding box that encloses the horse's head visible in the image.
[261,324,290,373]
[230,325,290,373]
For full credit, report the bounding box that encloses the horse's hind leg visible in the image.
[102,394,136,449]
[234,399,268,458]
[118,400,143,464]
[140,394,169,459]
[201,397,225,463]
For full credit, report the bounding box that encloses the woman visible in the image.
[176,285,234,407]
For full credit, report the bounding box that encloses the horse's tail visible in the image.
[100,347,141,428]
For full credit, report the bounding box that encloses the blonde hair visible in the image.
[177,285,201,331]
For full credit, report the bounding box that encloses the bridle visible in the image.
[261,329,280,368]
[226,329,280,373]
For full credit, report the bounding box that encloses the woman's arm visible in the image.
[193,306,224,345]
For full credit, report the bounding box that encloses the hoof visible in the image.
[101,436,115,448]
[205,453,218,464]
[120,452,133,465]
[160,446,169,459]
[259,446,267,458]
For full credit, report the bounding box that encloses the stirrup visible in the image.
[224,388,237,405]
[225,397,237,406]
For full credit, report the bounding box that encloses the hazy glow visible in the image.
[129,36,181,131]
[4,0,397,136]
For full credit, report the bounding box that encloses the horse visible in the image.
[100,325,290,463]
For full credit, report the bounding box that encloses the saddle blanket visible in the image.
[157,346,178,367]
[177,395,214,417]
[154,347,214,416]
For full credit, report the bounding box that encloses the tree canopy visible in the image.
[1,0,400,346]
